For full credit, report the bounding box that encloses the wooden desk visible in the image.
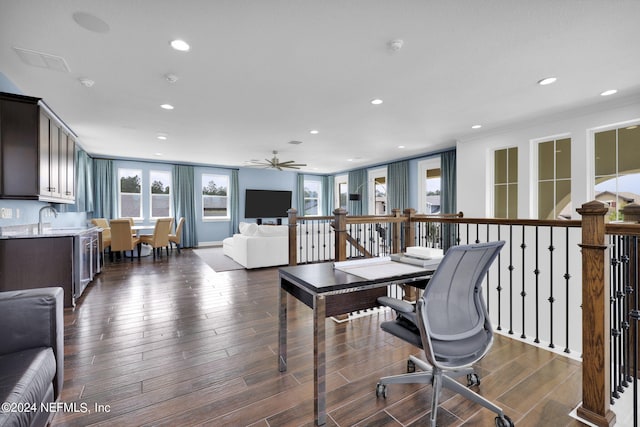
[278,259,437,426]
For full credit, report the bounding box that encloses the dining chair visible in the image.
[109,219,141,260]
[139,217,173,259]
[168,217,185,253]
[90,218,111,255]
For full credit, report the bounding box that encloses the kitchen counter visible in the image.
[0,226,99,239]
[0,226,101,307]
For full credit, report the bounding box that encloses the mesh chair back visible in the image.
[416,241,504,368]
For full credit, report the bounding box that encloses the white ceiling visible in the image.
[1,0,639,174]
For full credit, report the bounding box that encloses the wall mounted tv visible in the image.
[244,189,292,218]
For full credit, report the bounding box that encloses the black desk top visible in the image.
[279,261,434,295]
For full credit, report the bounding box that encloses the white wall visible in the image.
[457,94,640,218]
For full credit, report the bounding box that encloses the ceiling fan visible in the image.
[248,150,307,170]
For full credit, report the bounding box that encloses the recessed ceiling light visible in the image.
[309,129,319,135]
[600,89,618,96]
[170,39,190,52]
[157,134,168,140]
[537,77,557,86]
[397,145,405,149]
[160,104,174,110]
[472,124,482,129]
[154,152,163,156]
[370,98,383,105]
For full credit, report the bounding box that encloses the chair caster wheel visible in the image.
[375,383,387,399]
[467,373,480,386]
[407,359,416,373]
[495,415,514,426]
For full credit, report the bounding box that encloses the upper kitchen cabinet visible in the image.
[0,92,76,203]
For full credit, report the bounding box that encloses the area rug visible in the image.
[193,247,245,272]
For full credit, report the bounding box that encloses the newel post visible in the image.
[391,208,402,254]
[403,208,416,251]
[334,208,348,262]
[576,201,616,427]
[287,208,298,266]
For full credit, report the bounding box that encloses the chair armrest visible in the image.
[378,296,415,315]
[0,287,64,398]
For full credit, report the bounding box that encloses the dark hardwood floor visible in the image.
[51,249,588,427]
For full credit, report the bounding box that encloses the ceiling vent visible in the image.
[13,47,71,72]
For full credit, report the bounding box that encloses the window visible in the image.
[303,180,321,215]
[373,177,387,214]
[418,157,441,214]
[594,124,640,221]
[368,168,387,215]
[335,175,348,210]
[494,147,518,219]
[150,170,171,218]
[118,168,142,218]
[538,138,571,220]
[202,173,229,219]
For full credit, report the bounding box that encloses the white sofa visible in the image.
[223,222,289,269]
[223,221,340,269]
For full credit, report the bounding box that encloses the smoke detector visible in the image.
[164,73,178,83]
[79,78,95,88]
[388,39,404,52]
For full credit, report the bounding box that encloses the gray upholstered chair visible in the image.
[375,241,513,427]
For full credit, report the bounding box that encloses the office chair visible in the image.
[375,241,513,427]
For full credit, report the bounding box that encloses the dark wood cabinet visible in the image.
[0,236,74,307]
[0,92,76,203]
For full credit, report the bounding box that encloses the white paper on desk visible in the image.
[334,257,429,280]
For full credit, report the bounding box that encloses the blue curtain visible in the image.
[172,164,198,248]
[322,175,334,215]
[93,159,116,219]
[347,169,367,215]
[230,169,239,234]
[387,160,409,214]
[296,173,305,215]
[441,149,457,250]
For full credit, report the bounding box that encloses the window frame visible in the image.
[149,169,172,219]
[303,179,322,216]
[493,146,518,219]
[417,157,442,214]
[201,173,230,221]
[118,168,143,220]
[533,135,572,220]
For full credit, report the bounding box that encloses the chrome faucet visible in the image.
[38,205,58,234]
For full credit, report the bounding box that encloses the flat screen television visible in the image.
[244,189,292,218]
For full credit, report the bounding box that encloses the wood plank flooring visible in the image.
[51,249,589,426]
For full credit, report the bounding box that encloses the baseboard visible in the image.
[197,241,223,248]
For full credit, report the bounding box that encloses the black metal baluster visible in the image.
[496,225,502,331]
[486,224,491,314]
[508,225,514,335]
[475,224,480,244]
[621,236,630,389]
[466,224,470,245]
[549,227,555,349]
[521,226,527,339]
[563,227,571,354]
[630,236,639,427]
[534,226,540,344]
[611,235,621,400]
